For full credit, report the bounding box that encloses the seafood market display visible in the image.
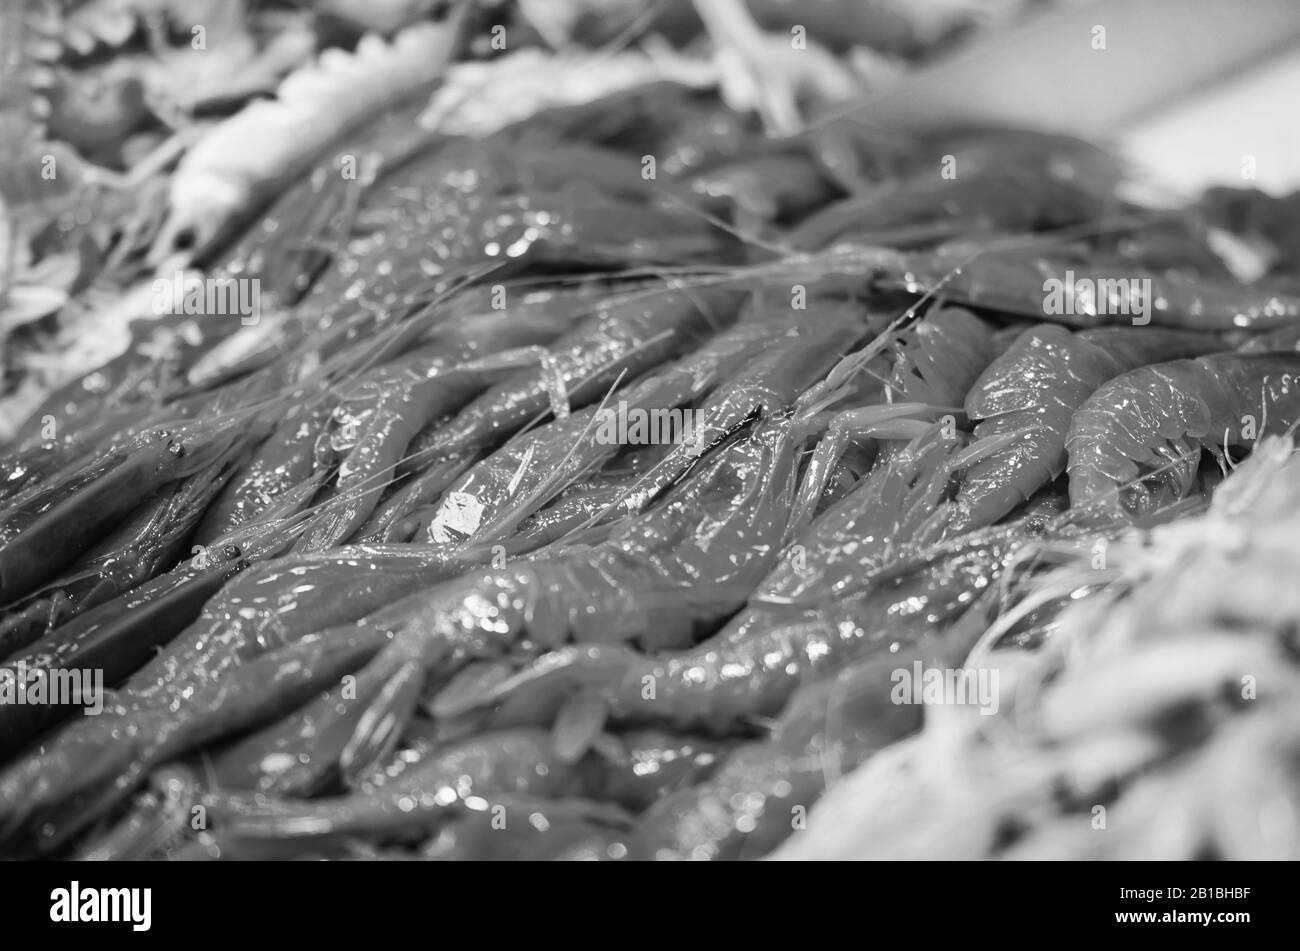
[2,0,1300,862]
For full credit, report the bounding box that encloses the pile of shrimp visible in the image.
[772,437,1300,860]
[3,68,1300,860]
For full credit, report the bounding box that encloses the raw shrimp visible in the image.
[355,456,480,544]
[205,414,806,793]
[212,729,600,840]
[0,546,248,761]
[127,543,483,700]
[4,549,246,685]
[787,304,999,532]
[0,615,393,856]
[0,491,350,755]
[504,479,638,553]
[1066,351,1300,514]
[789,167,1106,251]
[207,727,724,850]
[446,523,1025,738]
[0,534,478,828]
[190,403,334,545]
[402,284,745,472]
[592,297,876,519]
[2,479,332,692]
[954,324,1225,528]
[635,609,989,860]
[213,99,455,303]
[756,236,1300,334]
[192,296,581,545]
[0,414,263,603]
[293,330,581,553]
[870,240,1300,332]
[258,131,723,319]
[413,315,779,546]
[767,424,1023,616]
[437,426,1027,735]
[0,438,247,657]
[424,181,737,279]
[268,131,667,327]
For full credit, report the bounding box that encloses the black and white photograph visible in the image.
[0,0,1296,897]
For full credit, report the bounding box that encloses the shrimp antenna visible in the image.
[476,367,630,546]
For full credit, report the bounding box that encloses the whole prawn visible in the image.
[954,324,1225,529]
[1066,351,1300,514]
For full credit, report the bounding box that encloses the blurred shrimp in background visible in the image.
[3,0,1300,866]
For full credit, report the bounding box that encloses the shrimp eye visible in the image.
[172,227,197,252]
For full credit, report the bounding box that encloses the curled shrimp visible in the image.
[1066,352,1300,514]
[954,324,1225,529]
